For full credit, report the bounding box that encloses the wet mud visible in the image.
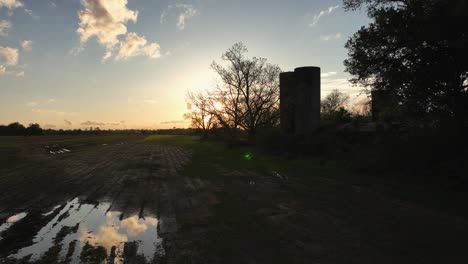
[0,139,198,263]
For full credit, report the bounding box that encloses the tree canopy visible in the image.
[344,0,468,125]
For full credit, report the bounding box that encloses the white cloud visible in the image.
[309,5,339,27]
[160,9,167,24]
[176,4,197,30]
[160,4,198,30]
[24,8,39,19]
[320,33,342,41]
[321,78,364,99]
[0,20,11,36]
[81,120,105,126]
[77,0,138,48]
[0,46,24,77]
[115,32,161,60]
[0,0,23,9]
[21,40,33,51]
[77,0,162,62]
[0,46,18,65]
[160,120,185,125]
[102,51,112,62]
[26,101,37,107]
[31,108,72,116]
[321,71,338,78]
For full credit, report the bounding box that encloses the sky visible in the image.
[0,0,370,129]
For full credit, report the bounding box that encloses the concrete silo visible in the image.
[280,66,321,135]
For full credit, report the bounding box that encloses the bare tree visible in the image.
[184,91,215,139]
[321,89,350,115]
[321,89,352,124]
[211,42,281,138]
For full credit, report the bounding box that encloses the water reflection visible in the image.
[0,212,28,238]
[9,198,163,263]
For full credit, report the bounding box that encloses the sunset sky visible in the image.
[0,0,369,129]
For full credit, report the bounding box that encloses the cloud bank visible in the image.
[0,46,20,76]
[81,120,106,126]
[77,0,161,62]
[320,33,342,41]
[0,20,11,36]
[21,40,33,51]
[0,0,23,9]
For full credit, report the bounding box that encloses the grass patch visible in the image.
[145,135,344,178]
[144,135,468,218]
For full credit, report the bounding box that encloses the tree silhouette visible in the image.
[344,0,468,126]
[25,123,43,136]
[321,89,352,124]
[185,91,215,139]
[210,42,281,138]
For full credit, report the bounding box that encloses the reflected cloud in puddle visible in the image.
[0,212,28,237]
[9,198,163,263]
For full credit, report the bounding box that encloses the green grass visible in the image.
[144,135,468,218]
[144,135,342,178]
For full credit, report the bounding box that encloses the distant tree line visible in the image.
[0,122,198,136]
[0,122,43,136]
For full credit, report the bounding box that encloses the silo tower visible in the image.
[280,66,321,135]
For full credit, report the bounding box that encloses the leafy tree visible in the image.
[25,123,43,136]
[343,0,468,125]
[6,122,26,136]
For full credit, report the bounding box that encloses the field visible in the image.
[0,135,467,263]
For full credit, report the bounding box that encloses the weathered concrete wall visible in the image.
[280,66,321,135]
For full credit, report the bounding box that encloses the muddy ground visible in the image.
[0,136,467,263]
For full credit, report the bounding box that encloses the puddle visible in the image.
[7,198,164,263]
[0,212,28,236]
[42,205,62,217]
[45,145,72,155]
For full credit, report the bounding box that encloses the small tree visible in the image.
[321,89,351,124]
[184,91,215,139]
